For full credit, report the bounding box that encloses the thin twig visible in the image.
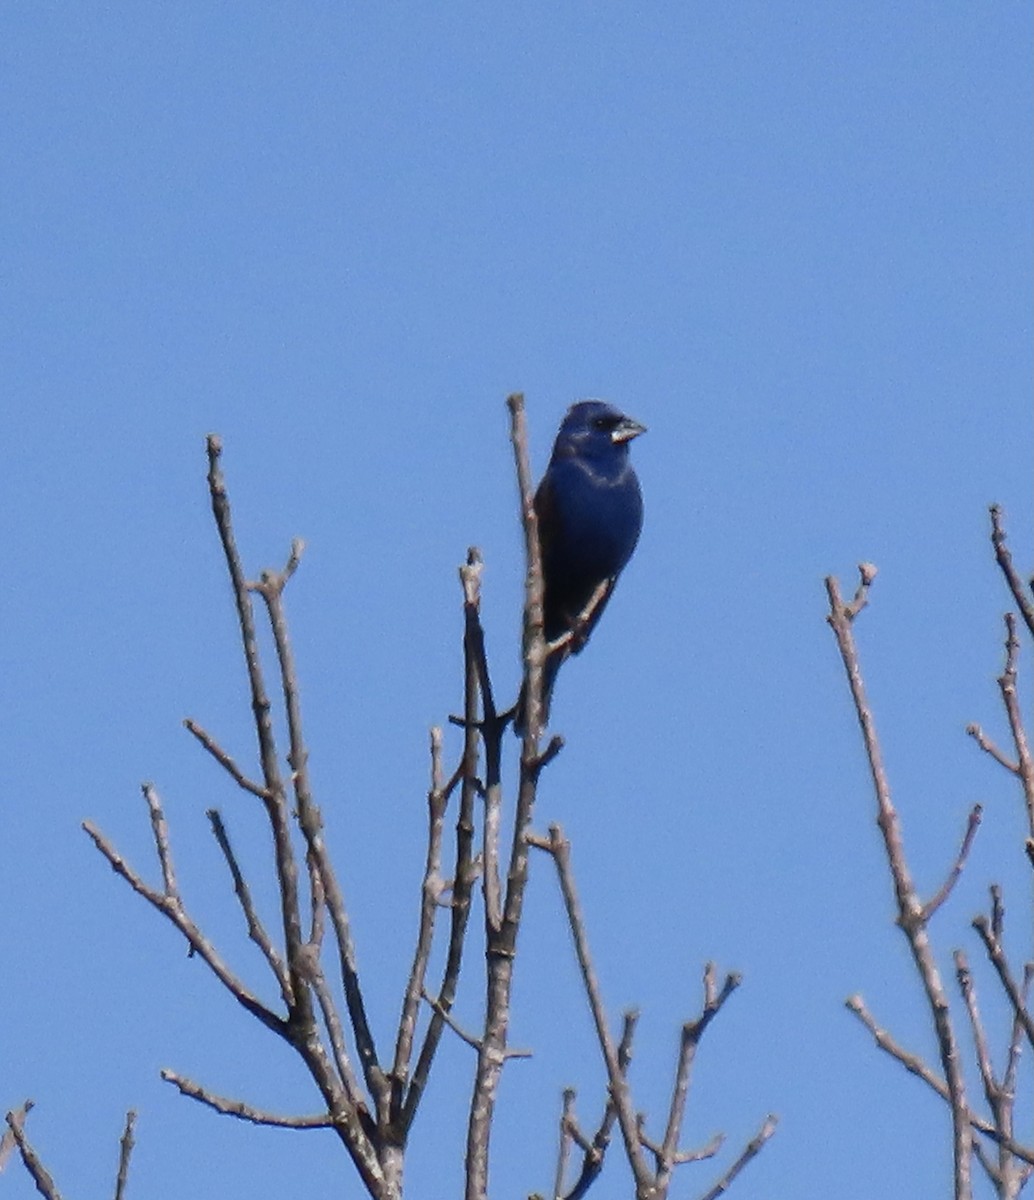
[404,553,483,1133]
[203,436,318,1061]
[536,823,654,1196]
[553,1089,577,1200]
[183,719,269,798]
[972,915,1034,1050]
[694,1115,778,1200]
[655,964,740,1192]
[83,795,287,1039]
[967,724,1020,776]
[562,1011,639,1200]
[393,727,451,1094]
[421,989,533,1059]
[256,563,388,1116]
[160,1071,336,1128]
[990,505,1034,638]
[113,1110,136,1200]
[955,952,997,1115]
[922,804,983,920]
[4,1104,63,1200]
[207,808,292,1005]
[826,568,973,1198]
[996,613,1034,837]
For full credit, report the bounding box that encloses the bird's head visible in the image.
[552,400,647,464]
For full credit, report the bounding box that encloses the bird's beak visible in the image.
[611,417,647,444]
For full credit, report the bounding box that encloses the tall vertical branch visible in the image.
[465,393,551,1200]
[204,437,308,1018]
[255,561,389,1120]
[401,551,483,1132]
[826,566,973,1200]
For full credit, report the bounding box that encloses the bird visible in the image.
[514,399,645,734]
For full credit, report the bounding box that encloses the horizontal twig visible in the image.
[160,1070,335,1129]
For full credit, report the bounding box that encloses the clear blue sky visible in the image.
[2,5,1031,1198]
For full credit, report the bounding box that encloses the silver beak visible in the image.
[611,417,647,444]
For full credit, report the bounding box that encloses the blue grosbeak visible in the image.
[515,400,646,733]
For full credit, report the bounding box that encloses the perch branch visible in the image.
[465,394,554,1200]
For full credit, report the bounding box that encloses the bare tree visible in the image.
[6,395,773,1198]
[826,505,1034,1200]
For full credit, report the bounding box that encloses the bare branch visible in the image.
[989,505,1034,638]
[403,553,482,1132]
[967,724,1020,776]
[160,1070,335,1128]
[972,915,1034,1050]
[83,795,287,1039]
[996,613,1034,836]
[421,990,532,1059]
[693,1115,778,1200]
[510,393,548,746]
[305,950,369,1108]
[4,1103,63,1200]
[956,952,1032,1195]
[846,995,1034,1167]
[552,1089,577,1200]
[535,823,654,1196]
[560,1011,639,1200]
[826,570,973,1197]
[1003,964,1033,1104]
[955,952,998,1113]
[655,964,740,1191]
[991,885,1005,941]
[922,804,983,921]
[393,727,451,1090]
[254,559,388,1116]
[207,808,292,1005]
[183,718,269,798]
[0,1100,33,1175]
[113,1110,136,1200]
[203,435,317,1058]
[674,1134,725,1166]
[466,394,556,1200]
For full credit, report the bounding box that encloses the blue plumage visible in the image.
[515,400,645,733]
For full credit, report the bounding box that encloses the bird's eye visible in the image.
[592,416,616,431]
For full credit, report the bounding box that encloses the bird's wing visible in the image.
[533,468,560,561]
